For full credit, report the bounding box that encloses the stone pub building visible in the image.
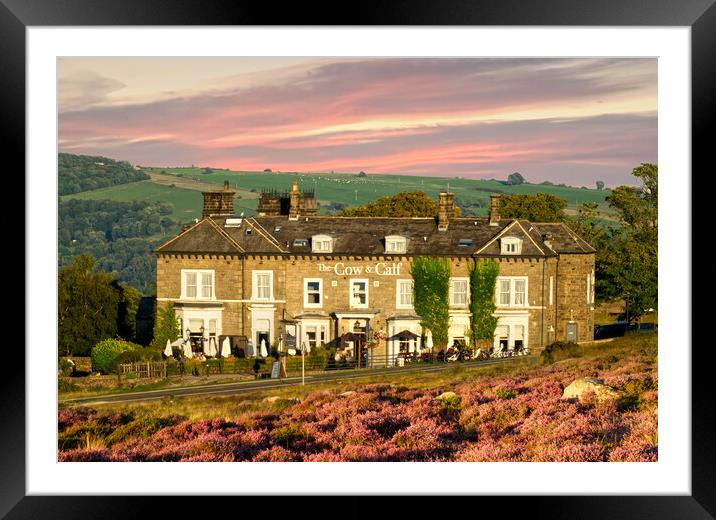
[155,179,595,363]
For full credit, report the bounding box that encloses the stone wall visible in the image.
[555,253,595,343]
[155,252,591,353]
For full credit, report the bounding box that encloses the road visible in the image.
[60,356,523,406]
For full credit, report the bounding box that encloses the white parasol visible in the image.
[426,332,433,351]
[221,337,231,358]
[164,339,173,357]
[208,337,217,357]
[260,339,268,358]
[183,339,193,358]
[203,337,211,356]
[409,337,416,353]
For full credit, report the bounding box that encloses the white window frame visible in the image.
[385,235,407,254]
[252,270,274,301]
[304,278,323,308]
[349,278,369,308]
[181,269,215,300]
[500,237,523,255]
[311,234,333,253]
[396,279,414,309]
[449,277,469,307]
[495,276,529,308]
[549,275,554,306]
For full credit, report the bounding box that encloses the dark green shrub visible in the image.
[617,377,655,411]
[307,346,330,370]
[540,341,582,366]
[59,359,76,376]
[91,339,141,373]
[58,378,79,392]
[105,416,180,445]
[495,388,517,400]
[270,424,304,449]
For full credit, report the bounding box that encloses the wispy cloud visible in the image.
[58,57,657,186]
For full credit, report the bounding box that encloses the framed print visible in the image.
[6,0,711,517]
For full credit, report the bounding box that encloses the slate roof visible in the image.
[532,223,596,254]
[155,215,594,257]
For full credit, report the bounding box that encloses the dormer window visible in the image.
[385,235,407,254]
[312,235,333,253]
[500,237,522,255]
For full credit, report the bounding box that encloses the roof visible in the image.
[532,223,596,254]
[155,215,594,257]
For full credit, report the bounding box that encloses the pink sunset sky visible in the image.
[58,57,657,187]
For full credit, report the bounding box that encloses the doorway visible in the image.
[566,322,578,343]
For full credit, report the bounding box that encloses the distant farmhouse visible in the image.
[155,179,595,363]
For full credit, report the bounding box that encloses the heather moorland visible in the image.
[58,333,657,462]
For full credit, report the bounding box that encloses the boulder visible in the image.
[562,377,622,402]
[436,391,458,401]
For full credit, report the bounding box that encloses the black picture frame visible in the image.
[6,0,708,517]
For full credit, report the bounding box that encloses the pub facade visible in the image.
[155,180,596,363]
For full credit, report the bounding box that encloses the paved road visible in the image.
[60,357,523,406]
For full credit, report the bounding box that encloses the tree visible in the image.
[202,167,213,175]
[339,191,458,217]
[357,171,367,177]
[499,193,567,222]
[596,180,605,190]
[410,257,451,356]
[152,302,180,349]
[117,283,142,343]
[58,253,121,356]
[506,172,525,185]
[263,168,272,173]
[566,202,608,248]
[597,163,658,321]
[467,259,499,351]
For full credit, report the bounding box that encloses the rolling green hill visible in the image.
[57,155,616,293]
[61,165,613,222]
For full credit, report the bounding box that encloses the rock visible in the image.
[561,377,622,402]
[436,391,458,401]
[263,395,301,404]
[339,391,357,397]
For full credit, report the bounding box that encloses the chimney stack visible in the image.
[202,180,235,218]
[289,178,300,221]
[437,192,455,231]
[542,232,554,250]
[489,194,501,226]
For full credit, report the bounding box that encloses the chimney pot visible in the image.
[489,194,501,226]
[437,191,455,231]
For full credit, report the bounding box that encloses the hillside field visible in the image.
[61,166,614,223]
